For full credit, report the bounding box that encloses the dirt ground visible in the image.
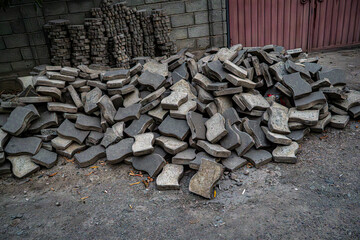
[0,48,359,240]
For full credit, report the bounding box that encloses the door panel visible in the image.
[229,0,311,50]
[228,0,360,51]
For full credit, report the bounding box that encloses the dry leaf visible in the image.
[85,171,94,176]
[90,166,98,169]
[129,181,141,186]
[213,189,217,198]
[320,135,328,140]
[48,172,58,177]
[80,196,89,200]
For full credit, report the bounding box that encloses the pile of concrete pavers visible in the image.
[1,45,359,199]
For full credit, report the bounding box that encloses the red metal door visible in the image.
[310,0,360,51]
[229,0,311,50]
[228,0,360,51]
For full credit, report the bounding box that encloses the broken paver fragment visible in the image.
[285,60,312,83]
[286,128,310,142]
[318,69,346,86]
[172,148,196,165]
[330,115,349,129]
[101,69,130,81]
[47,103,77,113]
[234,127,254,156]
[186,111,206,140]
[57,119,89,144]
[158,116,189,141]
[75,114,102,132]
[239,92,270,111]
[222,152,248,171]
[114,103,141,122]
[243,148,272,168]
[189,159,224,199]
[225,74,256,88]
[31,148,57,168]
[106,138,134,164]
[138,70,166,90]
[2,106,38,136]
[223,60,247,78]
[124,114,154,137]
[155,136,188,155]
[220,120,241,150]
[8,155,40,178]
[161,91,188,110]
[51,136,72,150]
[288,108,319,125]
[268,102,290,134]
[243,118,271,149]
[193,73,228,91]
[67,85,83,109]
[197,140,231,158]
[56,143,86,158]
[283,72,312,99]
[156,164,184,190]
[139,87,165,106]
[132,153,166,177]
[100,127,120,148]
[74,145,105,167]
[332,90,360,111]
[5,136,42,156]
[295,91,327,110]
[132,133,155,156]
[205,113,227,143]
[84,87,102,114]
[97,95,116,125]
[261,126,292,145]
[28,111,58,132]
[0,129,9,151]
[310,113,332,132]
[148,105,168,122]
[272,142,299,163]
[189,151,217,170]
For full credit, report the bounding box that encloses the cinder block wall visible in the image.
[0,0,228,74]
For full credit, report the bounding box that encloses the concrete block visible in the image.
[11,60,36,71]
[196,37,210,49]
[28,32,46,46]
[0,63,12,73]
[36,45,50,59]
[170,27,188,40]
[64,13,85,24]
[0,37,5,50]
[195,11,209,24]
[223,21,227,34]
[21,47,33,60]
[210,9,222,22]
[0,22,12,35]
[3,34,29,48]
[0,49,22,63]
[171,13,194,27]
[222,9,227,21]
[175,38,196,49]
[145,0,167,3]
[24,18,42,32]
[10,19,26,34]
[185,0,208,12]
[20,4,43,18]
[209,0,222,9]
[43,1,68,16]
[126,0,145,6]
[211,21,224,35]
[0,7,20,21]
[67,0,94,13]
[137,3,161,11]
[188,24,209,38]
[210,35,224,47]
[162,1,185,15]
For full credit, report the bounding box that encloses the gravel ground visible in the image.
[0,48,359,240]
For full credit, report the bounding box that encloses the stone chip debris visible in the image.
[1,35,359,199]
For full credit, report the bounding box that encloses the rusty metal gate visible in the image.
[228,0,360,51]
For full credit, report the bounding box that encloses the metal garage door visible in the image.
[228,0,360,51]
